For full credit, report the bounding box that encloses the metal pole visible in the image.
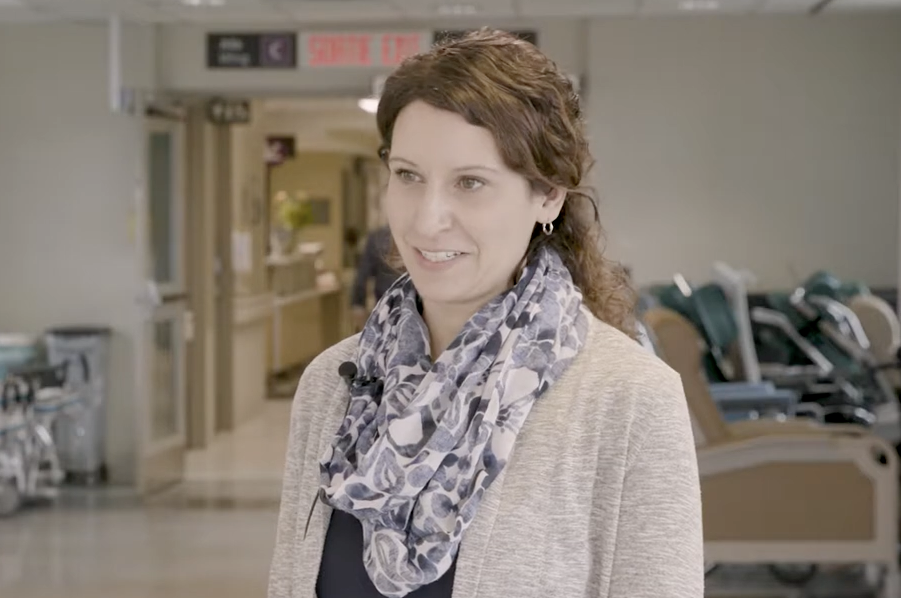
[108,14,122,113]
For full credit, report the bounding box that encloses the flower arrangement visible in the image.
[270,190,315,256]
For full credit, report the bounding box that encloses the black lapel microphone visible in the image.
[338,361,384,394]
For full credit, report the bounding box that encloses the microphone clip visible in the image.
[338,361,384,395]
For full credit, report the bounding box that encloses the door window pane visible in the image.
[150,319,180,442]
[149,132,176,285]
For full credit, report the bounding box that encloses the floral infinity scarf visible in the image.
[318,245,589,597]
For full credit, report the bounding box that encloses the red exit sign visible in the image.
[300,32,428,68]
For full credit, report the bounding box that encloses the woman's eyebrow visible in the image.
[388,157,500,175]
[387,156,418,168]
[452,165,500,174]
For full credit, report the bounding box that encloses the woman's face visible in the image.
[384,100,564,314]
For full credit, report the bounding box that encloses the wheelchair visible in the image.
[0,360,86,516]
[646,270,895,435]
[640,280,816,424]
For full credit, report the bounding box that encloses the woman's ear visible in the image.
[537,186,566,223]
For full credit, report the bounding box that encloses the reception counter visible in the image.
[233,292,275,428]
[227,271,348,427]
[268,274,346,375]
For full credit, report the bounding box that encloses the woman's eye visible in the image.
[394,169,419,183]
[458,177,484,191]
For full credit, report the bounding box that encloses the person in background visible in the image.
[269,28,702,598]
[349,224,400,331]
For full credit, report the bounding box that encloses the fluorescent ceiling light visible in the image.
[357,98,379,114]
[181,0,226,6]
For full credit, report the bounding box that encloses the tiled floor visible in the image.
[0,504,279,598]
[0,400,888,598]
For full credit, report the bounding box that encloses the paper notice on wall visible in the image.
[232,231,253,273]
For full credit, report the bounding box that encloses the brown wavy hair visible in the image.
[376,28,637,338]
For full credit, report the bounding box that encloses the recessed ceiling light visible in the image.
[678,0,720,10]
[357,98,379,115]
[181,0,225,7]
[437,3,478,16]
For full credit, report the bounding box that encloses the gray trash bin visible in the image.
[44,326,112,485]
[0,334,39,380]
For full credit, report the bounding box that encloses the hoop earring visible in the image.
[542,221,554,236]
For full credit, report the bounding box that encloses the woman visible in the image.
[268,28,703,598]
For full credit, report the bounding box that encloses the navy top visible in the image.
[316,509,457,598]
[349,227,400,308]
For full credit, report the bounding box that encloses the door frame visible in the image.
[184,102,215,450]
[178,98,237,449]
[135,105,190,494]
[213,123,236,434]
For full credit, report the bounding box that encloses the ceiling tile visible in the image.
[391,0,517,19]
[0,5,52,21]
[517,0,639,17]
[641,0,761,15]
[271,0,403,23]
[757,0,820,12]
[4,0,899,22]
[27,0,176,20]
[828,0,901,10]
[27,0,128,7]
[142,0,289,22]
[168,7,289,22]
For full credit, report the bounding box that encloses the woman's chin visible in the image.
[409,278,467,306]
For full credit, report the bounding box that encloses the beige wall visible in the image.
[230,113,269,296]
[0,23,156,486]
[588,16,901,289]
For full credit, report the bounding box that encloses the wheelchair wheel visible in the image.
[768,563,819,586]
[0,478,21,517]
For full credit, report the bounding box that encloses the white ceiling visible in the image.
[1,0,899,23]
[258,97,379,155]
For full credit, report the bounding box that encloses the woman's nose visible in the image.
[412,185,453,235]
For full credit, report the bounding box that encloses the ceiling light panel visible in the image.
[179,0,226,6]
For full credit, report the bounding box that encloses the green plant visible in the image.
[273,190,314,232]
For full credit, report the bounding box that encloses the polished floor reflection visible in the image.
[0,401,291,598]
[1,501,279,598]
[184,401,291,486]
